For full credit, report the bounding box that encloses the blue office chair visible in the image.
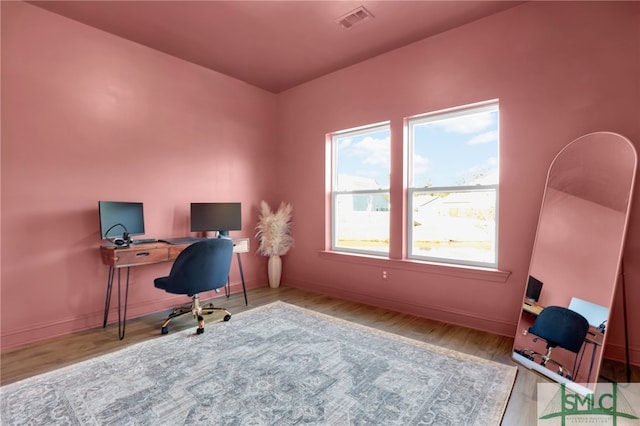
[518,306,590,380]
[154,238,233,335]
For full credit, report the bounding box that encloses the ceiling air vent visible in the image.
[335,6,374,29]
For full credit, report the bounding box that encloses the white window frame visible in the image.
[407,102,499,268]
[331,123,390,256]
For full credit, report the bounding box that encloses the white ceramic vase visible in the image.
[268,255,282,288]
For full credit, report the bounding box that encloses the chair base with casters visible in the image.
[154,238,235,336]
[160,293,231,335]
[514,347,574,380]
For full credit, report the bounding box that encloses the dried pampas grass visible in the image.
[256,200,293,257]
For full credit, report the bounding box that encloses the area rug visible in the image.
[1,301,516,425]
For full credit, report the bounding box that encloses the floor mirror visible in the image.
[512,132,637,395]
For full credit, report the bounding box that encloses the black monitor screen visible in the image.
[190,202,241,235]
[526,275,543,302]
[99,201,145,239]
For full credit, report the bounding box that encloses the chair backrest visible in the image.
[163,238,234,295]
[529,306,590,354]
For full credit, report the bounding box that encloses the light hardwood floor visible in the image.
[1,287,637,425]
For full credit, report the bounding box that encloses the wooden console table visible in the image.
[100,238,249,339]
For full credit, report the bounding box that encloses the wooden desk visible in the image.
[522,300,544,316]
[100,238,249,339]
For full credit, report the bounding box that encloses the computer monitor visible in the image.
[190,202,241,237]
[99,201,145,240]
[526,275,543,302]
[568,297,609,328]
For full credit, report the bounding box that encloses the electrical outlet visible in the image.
[382,270,388,280]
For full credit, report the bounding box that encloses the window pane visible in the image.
[334,192,390,254]
[411,106,498,188]
[410,189,496,265]
[335,126,390,191]
[332,124,390,255]
[408,102,499,267]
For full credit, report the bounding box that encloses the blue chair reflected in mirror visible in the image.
[517,306,590,380]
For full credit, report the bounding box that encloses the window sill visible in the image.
[318,250,511,283]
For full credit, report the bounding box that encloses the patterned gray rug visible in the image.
[1,301,516,425]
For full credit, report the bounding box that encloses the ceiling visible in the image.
[29,1,522,93]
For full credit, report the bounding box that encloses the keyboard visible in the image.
[131,238,158,244]
[157,237,206,245]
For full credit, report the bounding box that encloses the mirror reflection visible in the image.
[512,132,637,394]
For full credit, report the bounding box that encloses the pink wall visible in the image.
[1,2,277,348]
[276,2,640,364]
[532,189,627,308]
[2,1,639,367]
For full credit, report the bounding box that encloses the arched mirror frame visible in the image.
[512,132,637,395]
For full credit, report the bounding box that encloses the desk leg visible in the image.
[237,253,247,306]
[103,267,130,339]
[103,267,115,328]
[224,253,248,305]
[116,267,131,340]
[587,342,597,383]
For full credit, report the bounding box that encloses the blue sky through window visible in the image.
[334,106,498,191]
[335,126,390,190]
[412,108,499,188]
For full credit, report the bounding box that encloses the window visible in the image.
[408,102,499,267]
[328,102,499,268]
[331,123,390,255]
